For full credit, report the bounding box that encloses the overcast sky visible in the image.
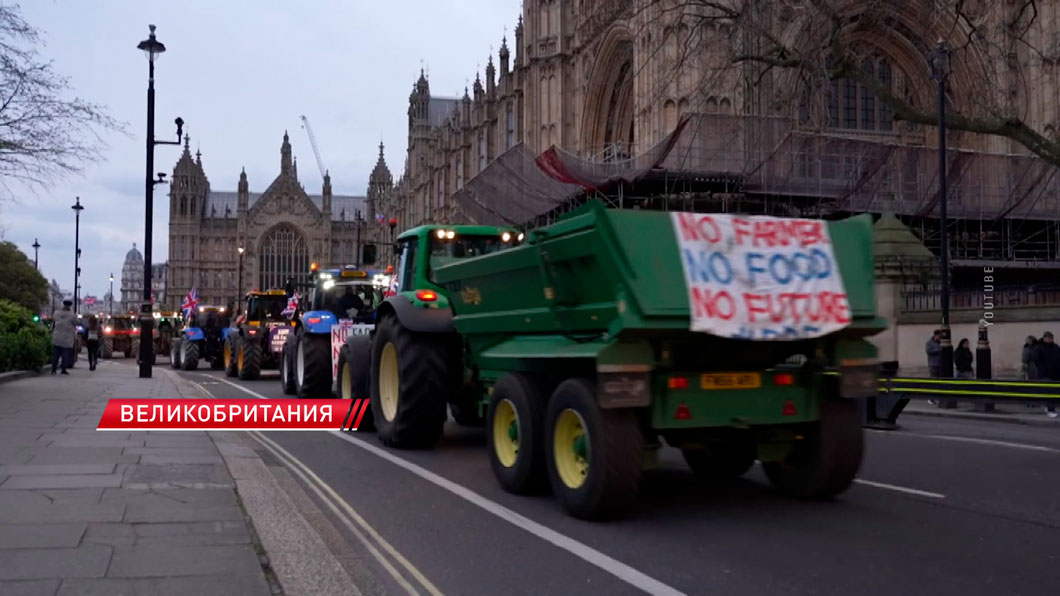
[2,0,519,302]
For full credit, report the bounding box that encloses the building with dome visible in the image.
[119,243,143,314]
[166,133,391,309]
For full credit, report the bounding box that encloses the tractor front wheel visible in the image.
[295,331,331,398]
[369,314,450,449]
[762,398,863,500]
[102,338,113,359]
[545,378,642,520]
[181,341,200,371]
[238,337,263,380]
[280,340,297,395]
[170,338,182,369]
[224,336,238,377]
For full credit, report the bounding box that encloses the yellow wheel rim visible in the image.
[224,343,231,368]
[340,362,353,399]
[237,345,244,370]
[553,409,589,490]
[492,399,520,468]
[379,342,399,422]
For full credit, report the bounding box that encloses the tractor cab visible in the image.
[305,265,386,324]
[240,290,289,324]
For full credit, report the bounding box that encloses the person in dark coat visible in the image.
[81,315,101,371]
[1022,336,1039,380]
[954,339,974,379]
[1031,331,1060,417]
[925,331,942,377]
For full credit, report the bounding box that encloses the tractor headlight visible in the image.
[323,279,335,290]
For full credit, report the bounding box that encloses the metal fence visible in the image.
[901,284,1060,312]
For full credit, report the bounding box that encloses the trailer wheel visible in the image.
[545,378,642,520]
[370,314,448,449]
[182,341,200,371]
[682,441,757,479]
[295,330,331,398]
[280,340,297,395]
[102,338,113,359]
[339,338,374,432]
[238,337,263,380]
[170,338,182,369]
[224,336,238,377]
[487,373,548,494]
[763,398,863,499]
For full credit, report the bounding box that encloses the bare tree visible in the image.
[0,3,120,199]
[638,0,1060,166]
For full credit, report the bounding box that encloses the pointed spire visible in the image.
[280,130,292,175]
[195,146,202,167]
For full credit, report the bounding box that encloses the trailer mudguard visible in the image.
[301,310,337,335]
[184,327,205,341]
[381,294,454,334]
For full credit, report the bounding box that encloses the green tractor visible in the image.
[348,203,884,519]
[225,290,292,380]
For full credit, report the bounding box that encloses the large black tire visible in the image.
[487,373,548,494]
[238,337,263,380]
[369,313,450,449]
[545,378,642,520]
[280,340,297,395]
[337,341,375,432]
[102,338,113,359]
[170,338,182,369]
[682,440,757,479]
[224,336,238,377]
[762,398,864,499]
[125,339,135,359]
[182,341,200,371]
[295,331,332,398]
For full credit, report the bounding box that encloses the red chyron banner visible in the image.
[96,399,371,431]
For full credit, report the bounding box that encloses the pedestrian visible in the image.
[82,315,101,371]
[954,338,974,379]
[925,330,942,377]
[50,300,77,375]
[1031,331,1060,418]
[1022,335,1039,380]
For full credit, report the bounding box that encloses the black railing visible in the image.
[901,284,1060,312]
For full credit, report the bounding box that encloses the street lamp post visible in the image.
[237,246,245,302]
[32,238,40,270]
[929,39,954,383]
[71,197,84,314]
[355,211,364,267]
[388,218,398,264]
[137,24,184,378]
[109,274,114,316]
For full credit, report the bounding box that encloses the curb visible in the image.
[0,367,45,385]
[903,408,1060,428]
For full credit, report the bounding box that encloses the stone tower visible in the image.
[367,142,394,241]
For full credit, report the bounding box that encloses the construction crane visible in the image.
[299,115,327,182]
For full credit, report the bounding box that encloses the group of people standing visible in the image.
[48,300,103,374]
[925,329,1058,417]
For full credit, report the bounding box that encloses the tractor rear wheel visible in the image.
[369,314,450,449]
[182,341,200,371]
[487,373,548,495]
[545,378,642,520]
[295,330,331,398]
[224,336,238,377]
[763,398,863,500]
[170,338,182,369]
[238,337,263,380]
[280,340,297,395]
[338,339,374,431]
[682,440,757,479]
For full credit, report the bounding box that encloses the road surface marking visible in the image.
[252,432,438,596]
[853,479,945,499]
[209,377,687,596]
[199,378,439,596]
[870,429,1060,453]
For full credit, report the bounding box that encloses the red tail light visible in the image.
[667,376,689,390]
[674,403,692,420]
[247,328,258,336]
[774,373,795,386]
[782,400,798,416]
[307,317,321,324]
[415,290,438,302]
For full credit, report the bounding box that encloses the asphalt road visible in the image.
[175,366,1060,596]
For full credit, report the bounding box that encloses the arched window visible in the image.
[506,105,515,149]
[258,225,309,291]
[826,55,894,132]
[478,131,486,171]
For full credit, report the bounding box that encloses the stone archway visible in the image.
[582,27,636,159]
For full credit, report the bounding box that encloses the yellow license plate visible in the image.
[700,373,762,390]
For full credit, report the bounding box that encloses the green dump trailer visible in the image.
[430,202,885,519]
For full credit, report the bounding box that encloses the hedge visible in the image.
[0,299,50,373]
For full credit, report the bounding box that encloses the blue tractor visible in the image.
[171,306,230,371]
[280,265,386,399]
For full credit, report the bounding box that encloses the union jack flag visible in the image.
[281,292,299,318]
[384,275,398,298]
[181,288,199,318]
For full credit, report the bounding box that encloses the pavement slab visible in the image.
[0,523,86,549]
[106,544,264,578]
[0,579,61,596]
[0,474,125,490]
[0,464,116,476]
[0,545,112,580]
[57,574,270,596]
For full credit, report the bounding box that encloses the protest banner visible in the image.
[670,212,851,340]
[331,320,373,377]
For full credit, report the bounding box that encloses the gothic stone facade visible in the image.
[167,134,392,309]
[372,0,1060,234]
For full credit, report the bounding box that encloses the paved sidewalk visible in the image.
[902,400,1060,427]
[0,360,275,595]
